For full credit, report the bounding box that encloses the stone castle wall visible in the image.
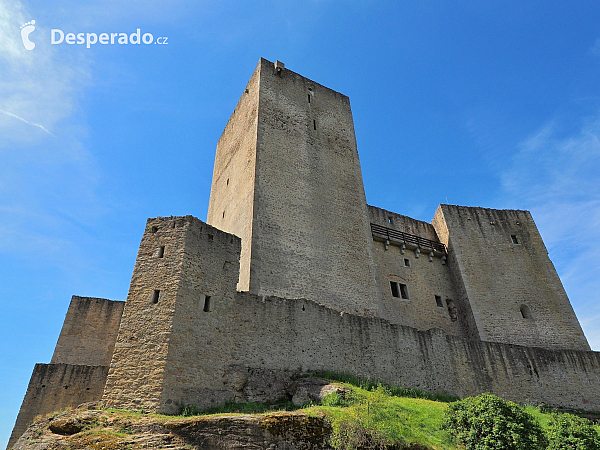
[368,206,463,334]
[8,364,109,448]
[101,215,600,416]
[51,296,124,366]
[101,216,196,412]
[206,63,260,292]
[208,58,383,317]
[433,205,590,350]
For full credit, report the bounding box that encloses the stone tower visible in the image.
[207,58,383,316]
[432,205,590,350]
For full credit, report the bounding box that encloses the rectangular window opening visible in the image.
[390,281,399,298]
[511,234,519,244]
[399,283,409,299]
[203,295,211,312]
[157,246,165,258]
[151,290,160,304]
[388,216,393,224]
[313,119,317,130]
[404,258,410,267]
[435,295,443,307]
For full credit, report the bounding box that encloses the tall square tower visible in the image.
[207,58,383,316]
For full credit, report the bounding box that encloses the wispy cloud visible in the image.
[0,0,91,148]
[502,115,600,349]
[0,109,55,136]
[0,0,102,266]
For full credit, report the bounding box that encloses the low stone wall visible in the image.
[8,364,108,449]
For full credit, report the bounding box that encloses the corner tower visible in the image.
[207,58,383,316]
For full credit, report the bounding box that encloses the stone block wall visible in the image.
[432,205,589,350]
[101,216,191,412]
[8,364,109,449]
[101,216,241,414]
[51,296,124,366]
[208,58,383,317]
[151,268,600,413]
[102,216,600,416]
[368,206,463,333]
[206,62,260,292]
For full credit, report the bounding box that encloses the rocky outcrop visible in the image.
[12,404,332,449]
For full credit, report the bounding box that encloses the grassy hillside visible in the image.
[15,375,600,449]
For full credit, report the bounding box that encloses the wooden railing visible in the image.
[370,223,446,254]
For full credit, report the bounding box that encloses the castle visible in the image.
[9,58,600,447]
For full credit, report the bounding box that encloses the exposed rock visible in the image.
[290,378,352,406]
[47,410,103,435]
[12,406,333,449]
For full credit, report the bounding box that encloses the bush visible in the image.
[442,393,547,450]
[546,412,600,450]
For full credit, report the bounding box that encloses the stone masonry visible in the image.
[8,58,597,448]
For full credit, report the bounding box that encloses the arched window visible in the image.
[520,304,533,319]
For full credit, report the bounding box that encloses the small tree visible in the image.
[442,393,547,450]
[546,412,600,450]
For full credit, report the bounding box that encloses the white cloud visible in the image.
[502,115,600,349]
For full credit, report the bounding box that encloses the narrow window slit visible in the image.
[313,119,317,130]
[203,295,211,312]
[151,290,160,304]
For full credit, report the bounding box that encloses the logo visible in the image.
[51,28,168,48]
[18,20,168,51]
[20,20,36,50]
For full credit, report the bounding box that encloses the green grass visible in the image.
[309,371,459,403]
[311,384,457,449]
[169,375,600,449]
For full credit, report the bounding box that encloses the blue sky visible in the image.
[1,0,600,445]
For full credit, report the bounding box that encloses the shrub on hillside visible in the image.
[546,412,600,450]
[442,393,547,450]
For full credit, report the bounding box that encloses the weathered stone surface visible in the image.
[291,378,351,406]
[13,407,333,450]
[51,297,124,366]
[8,364,109,449]
[207,57,384,317]
[48,411,103,435]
